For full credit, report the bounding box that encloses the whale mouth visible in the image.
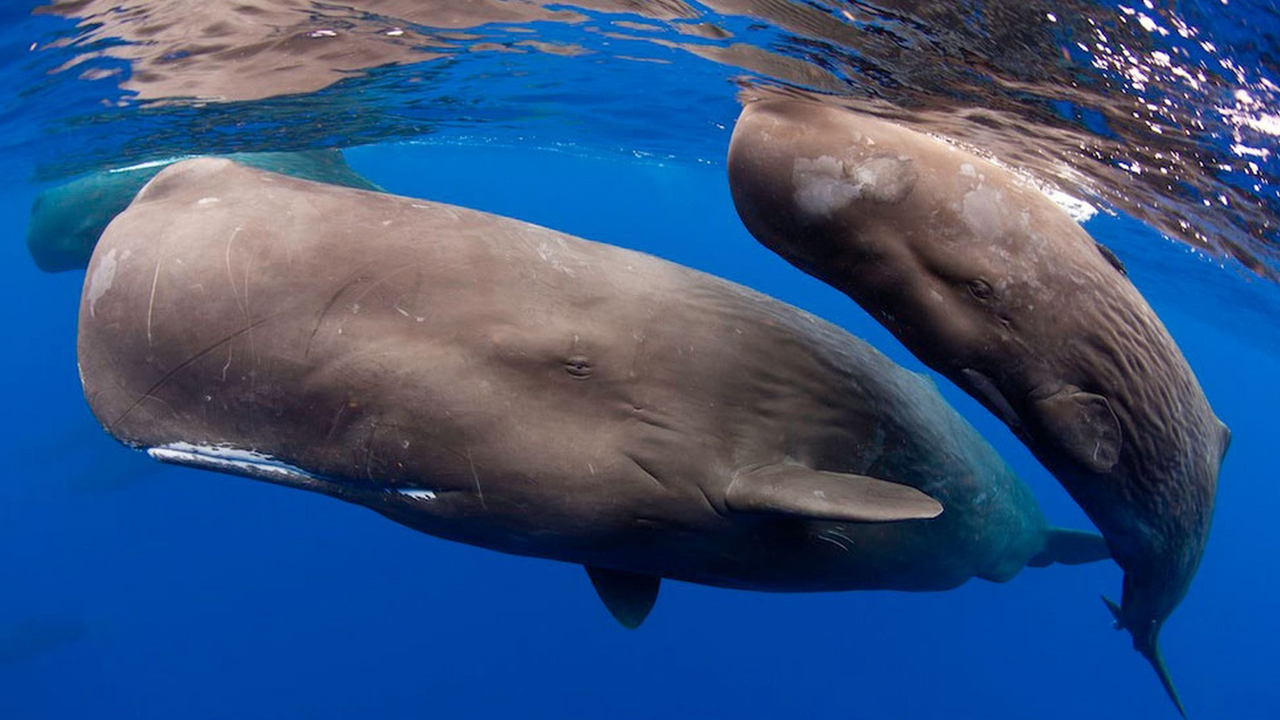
[145,441,439,504]
[147,442,358,498]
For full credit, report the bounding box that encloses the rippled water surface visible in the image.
[1,1,1278,719]
[9,0,1279,275]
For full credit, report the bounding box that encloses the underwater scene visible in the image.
[1,1,1277,718]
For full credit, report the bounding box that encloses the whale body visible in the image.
[77,158,1106,627]
[727,99,1229,713]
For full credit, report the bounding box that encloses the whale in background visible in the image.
[27,149,380,273]
[727,99,1230,715]
[77,158,1107,630]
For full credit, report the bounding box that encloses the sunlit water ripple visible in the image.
[5,0,1278,280]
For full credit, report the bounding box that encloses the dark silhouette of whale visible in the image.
[77,158,1106,630]
[727,99,1230,715]
[27,149,379,273]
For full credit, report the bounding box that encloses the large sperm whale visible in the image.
[77,158,1106,631]
[726,99,1230,714]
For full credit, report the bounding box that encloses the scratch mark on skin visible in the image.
[146,257,162,346]
[818,529,855,553]
[243,242,256,430]
[306,271,371,359]
[467,447,487,510]
[816,533,852,553]
[349,265,419,308]
[221,345,232,382]
[325,402,348,442]
[108,314,279,432]
[108,376,176,418]
[222,225,257,420]
[225,226,245,319]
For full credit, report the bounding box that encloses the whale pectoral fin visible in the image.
[1095,241,1128,275]
[1027,528,1112,567]
[960,368,1022,428]
[1031,388,1121,473]
[585,566,660,629]
[725,464,943,523]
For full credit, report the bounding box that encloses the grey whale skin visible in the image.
[77,158,1105,628]
[727,99,1229,713]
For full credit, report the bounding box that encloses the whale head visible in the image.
[727,98,1230,714]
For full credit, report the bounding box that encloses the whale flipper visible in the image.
[726,464,943,523]
[586,566,660,629]
[1031,387,1122,474]
[1027,528,1112,567]
[1095,241,1128,275]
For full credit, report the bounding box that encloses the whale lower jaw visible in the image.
[145,441,424,503]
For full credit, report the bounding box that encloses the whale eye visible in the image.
[967,278,994,301]
[564,355,593,379]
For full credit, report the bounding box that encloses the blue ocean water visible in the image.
[1,1,1277,718]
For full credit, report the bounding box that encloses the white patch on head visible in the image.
[959,163,977,178]
[86,247,120,318]
[792,154,917,221]
[792,156,860,219]
[196,197,220,206]
[961,185,1006,238]
[147,442,318,485]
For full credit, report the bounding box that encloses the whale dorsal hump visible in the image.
[725,464,943,523]
[585,566,661,629]
[1031,386,1122,474]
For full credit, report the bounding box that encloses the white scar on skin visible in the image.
[792,156,859,219]
[146,257,162,345]
[86,247,121,318]
[792,154,916,219]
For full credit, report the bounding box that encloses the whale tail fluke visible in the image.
[1103,596,1187,718]
[1027,528,1112,567]
[1144,642,1187,718]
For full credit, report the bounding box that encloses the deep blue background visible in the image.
[0,142,1276,719]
